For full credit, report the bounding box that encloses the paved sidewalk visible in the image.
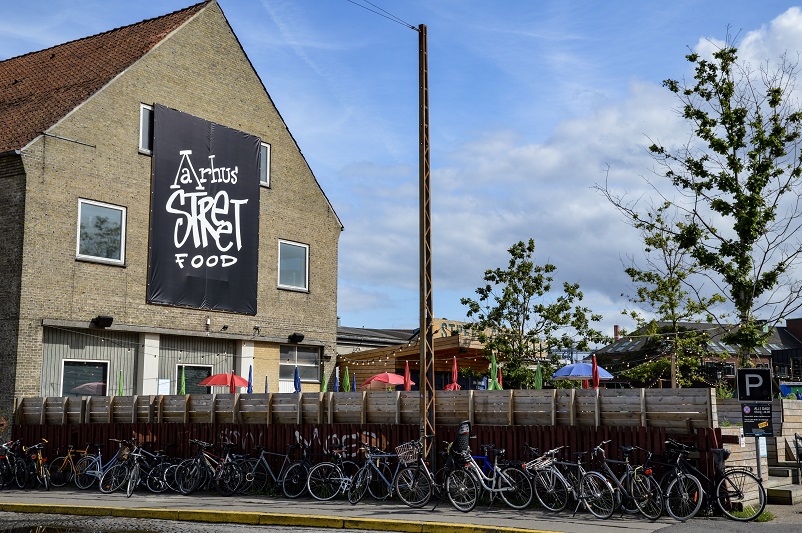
[0,488,799,533]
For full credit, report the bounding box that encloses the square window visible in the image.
[77,199,126,265]
[177,365,212,395]
[140,104,153,154]
[62,360,108,396]
[260,142,271,187]
[279,345,320,383]
[278,240,308,291]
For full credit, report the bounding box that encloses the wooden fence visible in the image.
[14,388,716,431]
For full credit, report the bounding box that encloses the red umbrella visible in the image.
[444,356,461,390]
[592,354,600,390]
[404,361,412,391]
[498,367,503,389]
[362,372,411,387]
[199,371,249,393]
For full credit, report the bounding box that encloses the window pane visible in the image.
[298,365,319,382]
[140,105,153,152]
[260,143,270,186]
[79,201,124,262]
[279,241,307,289]
[296,347,319,366]
[179,365,212,394]
[63,361,108,396]
[279,365,296,380]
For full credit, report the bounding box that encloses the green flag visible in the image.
[488,351,502,390]
[179,366,186,395]
[322,370,328,393]
[343,367,350,392]
[118,369,123,396]
[534,361,543,390]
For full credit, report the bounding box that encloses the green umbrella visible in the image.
[322,370,328,393]
[534,361,543,390]
[117,369,123,396]
[343,367,351,392]
[488,352,502,390]
[179,366,186,395]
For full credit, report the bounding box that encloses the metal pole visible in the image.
[418,23,435,451]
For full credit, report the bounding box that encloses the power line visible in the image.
[344,0,417,31]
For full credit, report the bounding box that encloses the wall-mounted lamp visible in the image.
[90,315,114,328]
[221,325,229,331]
[288,332,305,343]
[205,317,211,331]
[253,326,261,334]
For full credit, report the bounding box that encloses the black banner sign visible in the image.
[741,403,773,437]
[147,105,260,314]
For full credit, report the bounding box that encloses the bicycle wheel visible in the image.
[347,466,370,504]
[48,457,71,487]
[145,462,170,493]
[282,462,309,498]
[631,473,663,520]
[395,465,432,508]
[73,456,97,489]
[241,459,270,495]
[307,462,343,501]
[716,469,766,521]
[163,463,181,492]
[99,463,128,494]
[215,462,243,496]
[126,463,140,498]
[367,461,393,500]
[176,458,205,495]
[499,467,533,509]
[446,468,478,512]
[532,468,569,512]
[13,458,28,489]
[664,472,703,521]
[580,472,615,519]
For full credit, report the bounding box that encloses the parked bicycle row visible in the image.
[1,423,766,522]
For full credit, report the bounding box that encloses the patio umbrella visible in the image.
[444,357,461,390]
[70,382,106,395]
[362,372,409,387]
[199,371,249,393]
[264,375,269,394]
[179,367,186,395]
[592,355,600,390]
[352,372,357,392]
[247,365,253,394]
[488,352,502,390]
[498,367,504,389]
[552,362,613,380]
[117,369,123,396]
[343,367,350,392]
[293,366,301,393]
[334,370,340,393]
[322,370,328,393]
[534,362,543,390]
[404,361,412,391]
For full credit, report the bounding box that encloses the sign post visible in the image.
[737,368,773,482]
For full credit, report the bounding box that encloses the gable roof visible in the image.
[0,1,209,153]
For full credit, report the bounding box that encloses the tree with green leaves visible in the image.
[460,239,607,388]
[606,40,802,367]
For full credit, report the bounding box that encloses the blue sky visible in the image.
[3,1,802,338]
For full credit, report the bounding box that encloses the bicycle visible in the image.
[347,444,402,504]
[0,440,29,489]
[553,446,616,518]
[592,440,663,520]
[449,443,533,512]
[75,439,132,490]
[175,438,242,496]
[306,446,359,501]
[662,438,766,521]
[238,441,313,498]
[48,444,88,487]
[523,444,571,512]
[22,439,50,490]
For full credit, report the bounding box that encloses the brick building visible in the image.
[0,1,342,417]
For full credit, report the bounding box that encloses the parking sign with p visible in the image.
[737,368,773,402]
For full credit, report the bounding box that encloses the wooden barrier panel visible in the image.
[365,392,399,424]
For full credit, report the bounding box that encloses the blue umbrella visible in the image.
[264,375,269,393]
[247,365,253,394]
[552,362,613,380]
[351,372,357,392]
[293,366,301,393]
[334,372,340,392]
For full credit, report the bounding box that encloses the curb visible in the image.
[0,502,562,533]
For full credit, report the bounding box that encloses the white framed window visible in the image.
[139,104,153,154]
[260,142,271,187]
[279,345,320,385]
[278,240,309,291]
[77,199,126,265]
[62,359,109,396]
[176,364,213,395]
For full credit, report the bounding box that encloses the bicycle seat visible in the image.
[574,451,588,459]
[621,445,635,455]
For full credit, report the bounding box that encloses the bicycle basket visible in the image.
[451,420,470,454]
[526,455,553,471]
[395,441,419,465]
[119,444,131,460]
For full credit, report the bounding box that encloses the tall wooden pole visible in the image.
[418,24,435,448]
